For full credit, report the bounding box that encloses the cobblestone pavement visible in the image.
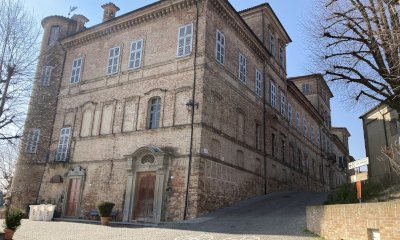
[14,192,327,240]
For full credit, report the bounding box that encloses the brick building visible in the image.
[11,0,349,222]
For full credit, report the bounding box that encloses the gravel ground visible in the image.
[13,192,327,240]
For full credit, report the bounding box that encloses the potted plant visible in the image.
[3,208,24,240]
[96,201,115,226]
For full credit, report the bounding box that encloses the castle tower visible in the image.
[10,15,86,211]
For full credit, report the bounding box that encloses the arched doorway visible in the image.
[122,146,168,223]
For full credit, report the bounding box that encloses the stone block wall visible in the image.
[307,202,400,240]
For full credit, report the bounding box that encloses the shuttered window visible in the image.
[107,47,120,75]
[256,69,262,97]
[26,129,40,153]
[238,53,247,83]
[129,39,144,69]
[215,30,225,64]
[40,66,52,86]
[280,91,286,116]
[270,81,276,108]
[56,127,71,162]
[288,103,293,125]
[70,58,83,84]
[148,97,161,129]
[177,24,193,57]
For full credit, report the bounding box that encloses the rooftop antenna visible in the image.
[68,6,78,17]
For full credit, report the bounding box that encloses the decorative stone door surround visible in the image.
[123,146,168,223]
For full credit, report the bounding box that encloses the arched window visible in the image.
[148,97,161,129]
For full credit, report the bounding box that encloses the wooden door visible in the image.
[133,172,156,220]
[65,178,81,217]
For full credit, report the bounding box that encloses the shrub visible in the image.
[3,208,24,230]
[324,180,384,205]
[96,202,115,217]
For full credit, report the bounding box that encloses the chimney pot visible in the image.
[101,2,120,22]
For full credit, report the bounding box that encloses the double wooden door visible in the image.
[133,172,156,221]
[65,178,81,217]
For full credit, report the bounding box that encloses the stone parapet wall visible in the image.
[306,201,400,240]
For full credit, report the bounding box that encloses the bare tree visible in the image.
[0,0,40,142]
[379,141,400,175]
[0,142,17,193]
[309,0,400,114]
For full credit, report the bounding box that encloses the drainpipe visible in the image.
[183,0,199,221]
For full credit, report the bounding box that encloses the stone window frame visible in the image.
[215,30,225,65]
[107,46,121,75]
[70,57,84,84]
[255,69,262,97]
[279,45,285,67]
[40,66,52,86]
[296,112,300,129]
[129,39,144,69]
[48,25,60,45]
[238,52,247,83]
[269,29,275,56]
[176,23,193,58]
[280,90,286,117]
[25,128,40,154]
[302,83,310,94]
[288,103,293,125]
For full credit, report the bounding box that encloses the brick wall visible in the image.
[306,202,400,240]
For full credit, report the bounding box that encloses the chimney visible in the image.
[101,2,120,22]
[71,14,89,32]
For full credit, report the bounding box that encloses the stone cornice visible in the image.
[62,0,200,49]
[209,0,270,61]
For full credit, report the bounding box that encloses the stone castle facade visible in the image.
[11,0,350,222]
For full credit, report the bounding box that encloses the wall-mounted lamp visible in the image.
[186,99,199,111]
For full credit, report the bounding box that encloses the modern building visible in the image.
[11,0,349,223]
[361,104,400,185]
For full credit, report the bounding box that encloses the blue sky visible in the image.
[24,0,366,160]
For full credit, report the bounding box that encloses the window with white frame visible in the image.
[311,126,315,142]
[296,112,300,129]
[107,46,120,75]
[280,91,286,116]
[70,58,83,84]
[40,66,52,86]
[56,127,71,161]
[25,128,40,153]
[238,53,247,83]
[48,26,60,45]
[148,97,161,129]
[129,39,144,69]
[215,30,225,64]
[270,31,275,56]
[256,69,262,97]
[279,46,284,66]
[177,24,193,57]
[288,103,293,125]
[270,81,276,108]
[302,83,310,94]
[303,119,307,136]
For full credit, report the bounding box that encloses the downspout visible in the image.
[262,9,268,195]
[183,0,199,221]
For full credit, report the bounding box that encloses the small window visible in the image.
[270,81,276,108]
[107,46,120,75]
[279,46,284,66]
[177,24,193,57]
[317,129,321,145]
[48,26,60,45]
[255,69,262,97]
[311,126,315,142]
[296,112,300,129]
[238,53,247,83]
[56,127,71,162]
[40,66,52,86]
[148,97,161,129]
[303,119,307,136]
[26,128,40,153]
[390,119,398,136]
[280,91,286,116]
[288,103,293,125]
[215,30,225,65]
[302,83,310,94]
[269,31,275,56]
[129,39,144,69]
[70,58,83,84]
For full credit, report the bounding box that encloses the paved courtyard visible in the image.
[13,192,327,240]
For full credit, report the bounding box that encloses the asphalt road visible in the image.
[14,192,327,240]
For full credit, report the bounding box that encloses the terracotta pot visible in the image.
[4,228,15,240]
[100,216,110,226]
